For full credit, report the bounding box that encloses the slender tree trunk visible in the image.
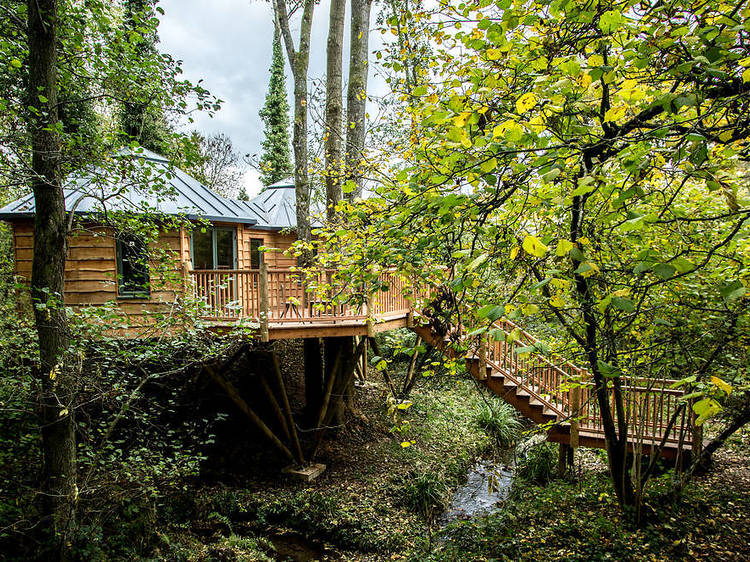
[27,0,77,558]
[273,0,315,258]
[325,0,346,222]
[570,190,635,508]
[345,0,373,200]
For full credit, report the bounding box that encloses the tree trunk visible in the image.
[273,0,315,259]
[570,191,635,508]
[304,338,324,426]
[27,0,77,558]
[325,0,346,222]
[344,0,373,200]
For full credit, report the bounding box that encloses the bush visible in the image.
[516,440,557,484]
[475,400,523,448]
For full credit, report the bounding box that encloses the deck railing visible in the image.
[188,266,416,327]
[477,318,693,448]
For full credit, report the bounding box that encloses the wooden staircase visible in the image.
[413,319,696,459]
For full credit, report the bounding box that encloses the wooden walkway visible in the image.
[414,318,698,459]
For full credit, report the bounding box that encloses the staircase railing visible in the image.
[475,318,693,446]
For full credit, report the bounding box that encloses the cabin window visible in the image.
[190,227,237,270]
[250,238,263,268]
[116,234,150,298]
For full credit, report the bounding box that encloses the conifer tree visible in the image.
[258,28,293,187]
[118,0,170,153]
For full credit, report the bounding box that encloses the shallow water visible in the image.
[440,460,513,524]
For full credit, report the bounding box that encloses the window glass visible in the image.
[117,234,150,297]
[192,228,213,269]
[216,229,235,269]
[250,238,263,268]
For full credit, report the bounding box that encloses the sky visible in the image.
[158,0,387,198]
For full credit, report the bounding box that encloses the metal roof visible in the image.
[232,177,298,229]
[0,149,264,226]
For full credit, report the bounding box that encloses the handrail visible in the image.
[469,316,692,444]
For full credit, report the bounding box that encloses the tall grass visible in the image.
[516,441,557,484]
[475,400,524,448]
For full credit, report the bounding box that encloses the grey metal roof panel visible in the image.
[0,149,258,225]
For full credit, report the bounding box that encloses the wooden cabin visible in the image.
[0,150,415,339]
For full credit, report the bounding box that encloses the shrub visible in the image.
[516,440,557,484]
[475,400,523,448]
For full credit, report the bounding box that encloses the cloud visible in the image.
[158,0,388,169]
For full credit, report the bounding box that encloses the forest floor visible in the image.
[141,375,750,562]
[148,374,500,561]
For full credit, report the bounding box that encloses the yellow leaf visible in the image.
[486,48,502,60]
[556,239,574,256]
[550,294,566,307]
[480,157,497,173]
[710,376,732,395]
[516,92,537,114]
[587,54,604,67]
[522,235,548,258]
[522,304,539,315]
[400,441,414,448]
[743,68,750,83]
[59,408,69,417]
[510,246,520,260]
[719,130,734,142]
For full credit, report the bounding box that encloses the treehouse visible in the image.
[0,150,698,464]
[0,150,415,340]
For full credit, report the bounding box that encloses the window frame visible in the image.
[115,233,151,299]
[189,226,238,270]
[250,238,264,269]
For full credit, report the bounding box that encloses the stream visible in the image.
[440,459,514,524]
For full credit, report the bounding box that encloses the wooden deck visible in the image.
[190,265,417,339]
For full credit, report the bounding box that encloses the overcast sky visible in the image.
[158,0,386,198]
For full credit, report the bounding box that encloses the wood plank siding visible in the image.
[10,219,298,327]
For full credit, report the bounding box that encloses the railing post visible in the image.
[570,383,580,449]
[365,292,375,338]
[478,334,487,381]
[181,261,190,294]
[259,261,269,342]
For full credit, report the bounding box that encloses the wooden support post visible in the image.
[570,385,580,449]
[259,261,269,342]
[270,352,305,466]
[205,364,294,462]
[258,373,292,441]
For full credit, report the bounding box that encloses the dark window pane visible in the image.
[193,229,213,269]
[117,234,150,297]
[216,229,234,269]
[250,238,263,268]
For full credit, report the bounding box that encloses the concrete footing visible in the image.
[282,463,327,482]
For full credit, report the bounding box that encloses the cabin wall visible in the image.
[239,226,297,269]
[11,219,184,328]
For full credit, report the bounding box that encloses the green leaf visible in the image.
[478,305,504,322]
[597,360,621,378]
[413,85,428,96]
[599,10,624,33]
[720,280,745,302]
[342,180,356,194]
[610,296,635,313]
[671,257,695,274]
[653,263,676,280]
[467,253,488,271]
